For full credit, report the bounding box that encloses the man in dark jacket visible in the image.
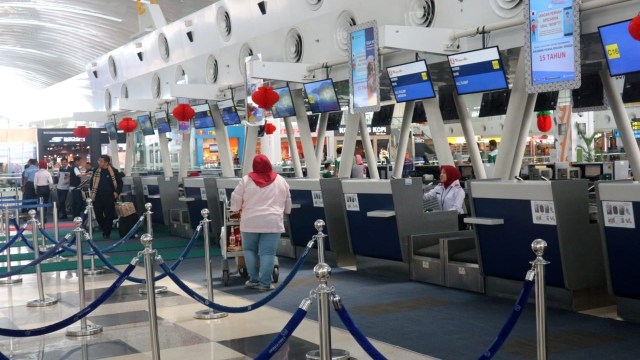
[90,155,122,239]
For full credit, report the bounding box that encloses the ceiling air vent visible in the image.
[108,55,118,80]
[104,89,112,111]
[334,11,356,55]
[216,6,232,41]
[489,0,523,18]
[405,0,436,27]
[284,28,303,63]
[206,55,218,84]
[306,0,323,10]
[121,83,128,99]
[158,33,170,62]
[238,43,254,77]
[152,73,161,99]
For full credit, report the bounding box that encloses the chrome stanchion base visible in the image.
[0,276,22,285]
[66,323,103,337]
[305,349,350,360]
[139,285,168,295]
[194,309,228,320]
[26,296,58,307]
[83,268,107,276]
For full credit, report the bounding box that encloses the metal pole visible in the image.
[39,197,45,237]
[531,239,549,360]
[0,205,21,284]
[139,202,167,295]
[195,209,228,320]
[67,217,103,336]
[141,233,161,360]
[51,200,64,262]
[84,198,105,275]
[306,220,349,360]
[26,210,57,307]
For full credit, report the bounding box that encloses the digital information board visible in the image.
[349,20,380,114]
[448,47,509,95]
[599,19,640,77]
[155,111,171,134]
[525,0,581,93]
[387,60,436,102]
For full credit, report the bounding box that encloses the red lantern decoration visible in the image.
[251,86,280,109]
[118,117,138,133]
[264,122,277,135]
[629,13,640,41]
[73,125,90,138]
[536,111,553,133]
[173,103,195,121]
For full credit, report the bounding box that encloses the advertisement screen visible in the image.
[137,114,154,136]
[349,20,380,113]
[154,111,171,134]
[304,79,341,114]
[272,86,296,118]
[387,60,435,102]
[447,47,508,95]
[599,19,640,76]
[192,104,215,129]
[218,99,241,126]
[105,122,117,141]
[526,0,580,92]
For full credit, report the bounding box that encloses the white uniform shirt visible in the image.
[57,166,71,190]
[230,175,292,233]
[423,180,466,214]
[33,169,53,188]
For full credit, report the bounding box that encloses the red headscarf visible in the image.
[248,154,277,188]
[38,160,48,169]
[441,165,461,189]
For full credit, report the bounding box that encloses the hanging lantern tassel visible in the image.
[251,86,280,109]
[73,125,90,139]
[118,117,138,133]
[536,111,553,133]
[629,13,640,41]
[264,122,277,135]
[173,103,195,121]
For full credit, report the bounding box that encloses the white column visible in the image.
[510,94,538,179]
[283,118,303,178]
[338,112,360,178]
[109,139,120,170]
[453,93,486,179]
[178,130,190,180]
[392,101,415,179]
[158,133,172,178]
[422,98,454,166]
[291,89,319,178]
[210,104,235,177]
[124,133,134,176]
[359,115,379,179]
[242,126,259,176]
[315,113,329,164]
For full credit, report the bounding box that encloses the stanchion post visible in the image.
[0,204,22,284]
[26,210,57,307]
[195,209,228,320]
[84,198,105,276]
[531,239,549,360]
[66,216,103,337]
[306,220,349,360]
[51,200,64,262]
[139,203,167,295]
[141,233,161,360]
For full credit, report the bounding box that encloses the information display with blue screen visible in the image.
[154,111,171,134]
[218,99,241,126]
[387,60,435,102]
[599,19,640,76]
[349,20,380,113]
[105,122,117,140]
[304,79,341,114]
[192,104,214,129]
[272,86,296,118]
[448,47,508,95]
[138,114,154,136]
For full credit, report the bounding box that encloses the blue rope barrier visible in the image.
[10,218,38,251]
[477,279,535,360]
[86,226,201,284]
[0,239,68,278]
[0,227,26,253]
[0,260,137,337]
[255,306,308,360]
[3,203,51,210]
[0,199,37,204]
[334,301,388,360]
[159,245,313,313]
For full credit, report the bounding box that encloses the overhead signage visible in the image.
[447,47,509,95]
[338,125,390,136]
[387,60,436,102]
[599,19,640,76]
[349,20,381,114]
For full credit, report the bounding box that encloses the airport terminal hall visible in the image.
[3,0,640,359]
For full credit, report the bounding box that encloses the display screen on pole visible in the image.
[387,60,436,102]
[218,99,241,126]
[192,104,215,129]
[154,111,171,134]
[599,19,640,77]
[525,0,581,92]
[348,20,381,114]
[303,79,341,114]
[272,86,296,118]
[447,47,509,95]
[105,122,117,141]
[138,114,155,136]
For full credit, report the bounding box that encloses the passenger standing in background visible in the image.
[69,156,88,218]
[334,147,343,175]
[34,160,54,223]
[322,162,333,178]
[90,155,122,239]
[56,158,71,219]
[22,159,39,213]
[230,154,291,291]
[351,154,366,178]
[402,153,414,178]
[488,139,499,164]
[423,165,466,215]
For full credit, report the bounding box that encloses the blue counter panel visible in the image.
[288,189,330,249]
[473,198,564,287]
[145,185,164,224]
[602,201,640,299]
[346,193,402,261]
[185,187,206,230]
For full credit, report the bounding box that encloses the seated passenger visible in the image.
[423,165,465,214]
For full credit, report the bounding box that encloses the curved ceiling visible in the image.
[0,0,217,90]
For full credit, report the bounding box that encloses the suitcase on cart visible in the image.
[118,213,139,238]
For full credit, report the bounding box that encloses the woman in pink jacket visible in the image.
[230,154,291,291]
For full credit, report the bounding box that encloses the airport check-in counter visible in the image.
[467,180,611,310]
[181,176,223,237]
[141,176,182,225]
[122,176,145,215]
[596,181,640,322]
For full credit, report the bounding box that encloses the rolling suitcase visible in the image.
[118,213,139,238]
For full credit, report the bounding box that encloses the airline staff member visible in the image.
[422,165,466,214]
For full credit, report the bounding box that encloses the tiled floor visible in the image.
[0,263,436,359]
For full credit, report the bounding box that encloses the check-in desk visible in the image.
[122,176,145,215]
[468,180,611,310]
[141,176,181,225]
[181,177,223,236]
[596,181,640,322]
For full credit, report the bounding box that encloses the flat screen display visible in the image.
[387,60,436,102]
[209,144,219,152]
[192,104,214,129]
[308,114,320,132]
[371,104,395,126]
[138,114,154,136]
[218,99,242,126]
[479,90,511,117]
[534,91,559,112]
[326,112,342,131]
[448,46,509,95]
[349,20,380,113]
[438,85,460,121]
[622,73,640,104]
[154,110,171,134]
[599,19,640,77]
[272,86,296,118]
[303,79,341,114]
[412,101,427,123]
[633,119,640,139]
[525,0,580,92]
[572,73,605,111]
[105,122,117,141]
